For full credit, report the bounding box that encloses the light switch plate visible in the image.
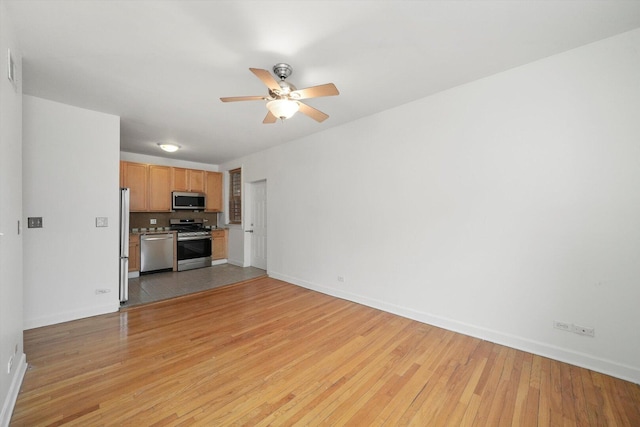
[27,217,43,228]
[96,217,108,227]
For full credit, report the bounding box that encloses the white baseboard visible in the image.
[211,259,227,266]
[1,353,27,427]
[128,271,139,279]
[24,302,120,330]
[227,258,244,267]
[269,271,640,385]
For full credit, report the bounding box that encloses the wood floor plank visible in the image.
[10,277,640,426]
[538,356,552,425]
[471,346,509,426]
[570,364,591,426]
[510,352,530,426]
[521,355,540,427]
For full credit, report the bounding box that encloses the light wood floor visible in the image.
[11,277,640,426]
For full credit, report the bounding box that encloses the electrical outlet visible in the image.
[553,321,571,332]
[95,217,108,227]
[573,325,595,337]
[150,219,157,225]
[337,276,345,283]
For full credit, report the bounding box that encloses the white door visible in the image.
[0,50,24,377]
[248,180,267,269]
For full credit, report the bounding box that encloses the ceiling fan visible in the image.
[220,63,339,124]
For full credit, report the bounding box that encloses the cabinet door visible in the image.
[172,168,205,192]
[205,171,223,212]
[211,230,227,260]
[171,167,189,192]
[122,162,148,212]
[189,169,206,193]
[148,165,172,211]
[129,234,140,272]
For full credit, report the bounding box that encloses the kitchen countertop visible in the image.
[130,229,176,235]
[130,228,226,234]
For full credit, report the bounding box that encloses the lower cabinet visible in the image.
[211,229,228,260]
[129,234,140,272]
[129,231,223,270]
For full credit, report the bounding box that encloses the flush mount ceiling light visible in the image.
[266,99,300,120]
[221,63,339,124]
[158,143,180,153]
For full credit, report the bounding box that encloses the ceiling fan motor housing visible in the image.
[273,63,293,80]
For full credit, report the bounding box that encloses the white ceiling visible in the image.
[6,1,640,165]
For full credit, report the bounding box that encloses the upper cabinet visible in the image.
[205,171,223,212]
[120,161,223,213]
[190,170,205,193]
[148,165,172,212]
[172,168,205,193]
[121,161,148,212]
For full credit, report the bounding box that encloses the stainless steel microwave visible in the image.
[172,192,206,210]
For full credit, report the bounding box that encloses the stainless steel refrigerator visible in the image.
[119,188,130,303]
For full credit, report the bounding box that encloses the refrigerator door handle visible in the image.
[119,188,130,303]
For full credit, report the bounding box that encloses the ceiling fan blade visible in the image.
[220,95,266,102]
[298,102,329,123]
[250,68,281,92]
[291,83,339,100]
[263,111,278,124]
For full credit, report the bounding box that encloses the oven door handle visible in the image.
[178,235,212,242]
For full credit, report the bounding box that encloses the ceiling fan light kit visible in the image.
[220,63,339,124]
[266,99,300,120]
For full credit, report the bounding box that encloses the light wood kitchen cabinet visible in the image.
[205,171,223,212]
[148,165,172,211]
[172,168,205,193]
[121,161,148,212]
[129,234,140,272]
[120,162,220,212]
[211,229,228,260]
[171,167,189,191]
[189,169,205,192]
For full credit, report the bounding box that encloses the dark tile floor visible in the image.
[122,264,267,308]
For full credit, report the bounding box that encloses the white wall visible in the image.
[220,154,268,267]
[120,151,218,172]
[23,96,120,329]
[226,29,640,383]
[0,3,26,424]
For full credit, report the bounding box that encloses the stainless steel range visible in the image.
[170,218,212,271]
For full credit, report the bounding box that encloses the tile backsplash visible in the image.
[130,212,218,229]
